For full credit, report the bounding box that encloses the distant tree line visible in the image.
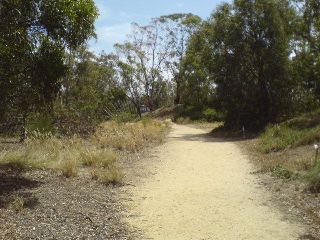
[1,0,320,137]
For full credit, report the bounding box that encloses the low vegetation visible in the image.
[174,106,223,124]
[260,110,320,153]
[249,109,320,191]
[94,119,169,152]
[0,119,169,186]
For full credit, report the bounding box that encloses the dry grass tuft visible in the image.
[81,148,117,168]
[0,132,85,171]
[93,119,168,152]
[0,119,169,184]
[91,167,123,185]
[7,196,25,212]
[59,158,79,178]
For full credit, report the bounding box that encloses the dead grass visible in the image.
[0,119,169,186]
[245,139,315,175]
[93,119,169,152]
[91,167,123,185]
[0,134,85,171]
[188,122,223,131]
[59,158,79,178]
[7,195,25,212]
[81,148,117,168]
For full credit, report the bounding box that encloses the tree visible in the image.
[114,43,146,118]
[0,0,98,136]
[60,48,124,121]
[114,19,176,112]
[291,0,320,102]
[156,14,202,104]
[197,0,295,129]
[178,21,215,107]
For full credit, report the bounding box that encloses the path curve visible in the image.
[124,124,305,239]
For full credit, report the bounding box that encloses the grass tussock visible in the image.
[91,167,123,185]
[93,119,169,152]
[0,119,169,185]
[81,148,117,168]
[59,158,79,178]
[0,133,85,171]
[7,195,25,212]
[307,161,320,192]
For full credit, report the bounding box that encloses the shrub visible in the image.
[7,196,25,212]
[59,158,79,178]
[174,117,191,124]
[81,148,117,167]
[202,108,221,122]
[113,112,138,123]
[180,105,202,120]
[91,167,123,185]
[94,120,167,152]
[307,161,320,192]
[271,166,298,180]
[27,113,55,134]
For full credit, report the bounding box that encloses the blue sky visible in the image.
[89,0,229,54]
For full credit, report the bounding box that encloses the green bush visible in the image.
[271,166,298,180]
[27,113,55,134]
[307,161,320,192]
[259,125,302,153]
[175,105,222,123]
[202,108,221,122]
[113,112,138,123]
[181,106,203,120]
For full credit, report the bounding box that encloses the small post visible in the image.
[242,125,246,139]
[314,144,319,166]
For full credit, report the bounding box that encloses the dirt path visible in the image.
[124,124,305,239]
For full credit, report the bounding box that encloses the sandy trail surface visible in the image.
[124,124,305,239]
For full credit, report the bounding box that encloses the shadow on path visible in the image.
[0,163,41,209]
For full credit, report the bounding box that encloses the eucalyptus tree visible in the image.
[178,21,215,107]
[290,0,320,104]
[157,14,202,104]
[0,0,98,135]
[114,19,176,111]
[114,42,146,117]
[199,0,295,129]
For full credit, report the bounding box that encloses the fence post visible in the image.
[314,144,319,166]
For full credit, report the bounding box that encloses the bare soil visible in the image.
[0,155,132,240]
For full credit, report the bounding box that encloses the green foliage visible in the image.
[307,161,320,192]
[211,0,293,129]
[27,113,55,134]
[202,108,222,122]
[0,0,98,136]
[174,106,221,123]
[180,106,203,120]
[259,109,320,153]
[271,166,298,180]
[40,0,98,49]
[113,112,138,123]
